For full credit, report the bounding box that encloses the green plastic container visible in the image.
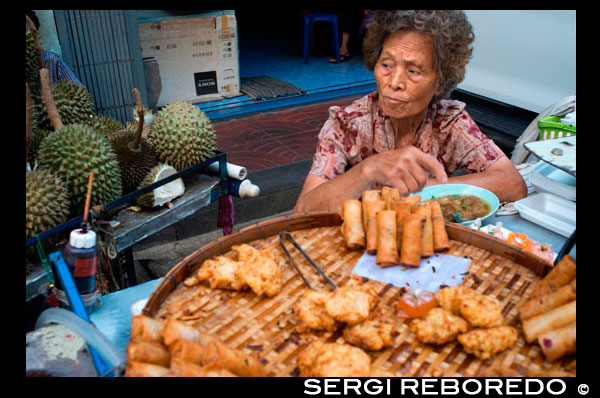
[537,115,576,141]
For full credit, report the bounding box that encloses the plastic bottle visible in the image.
[53,228,100,314]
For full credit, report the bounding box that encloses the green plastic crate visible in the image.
[537,115,576,141]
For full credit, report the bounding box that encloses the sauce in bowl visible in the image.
[436,194,491,223]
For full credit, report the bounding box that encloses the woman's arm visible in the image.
[428,156,527,202]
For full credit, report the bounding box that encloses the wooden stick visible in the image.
[130,88,144,150]
[39,68,63,131]
[83,172,95,222]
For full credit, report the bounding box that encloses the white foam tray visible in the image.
[530,161,576,201]
[514,193,576,237]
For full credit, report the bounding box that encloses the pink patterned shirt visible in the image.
[309,92,504,180]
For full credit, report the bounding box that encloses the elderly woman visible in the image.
[295,10,527,213]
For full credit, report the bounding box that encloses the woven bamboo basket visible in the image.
[141,212,569,377]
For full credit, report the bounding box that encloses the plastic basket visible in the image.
[537,115,576,141]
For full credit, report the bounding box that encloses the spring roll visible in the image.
[201,340,266,377]
[389,201,412,251]
[130,315,165,344]
[169,339,206,364]
[170,358,238,377]
[522,300,576,343]
[518,278,576,321]
[400,213,425,267]
[162,318,217,347]
[530,255,576,298]
[381,186,400,209]
[404,195,421,210]
[429,200,450,251]
[412,204,434,257]
[341,200,366,250]
[361,190,382,230]
[126,361,170,377]
[538,322,576,362]
[376,210,399,267]
[365,200,386,254]
[126,340,171,367]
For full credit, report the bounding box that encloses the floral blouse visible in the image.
[309,92,504,181]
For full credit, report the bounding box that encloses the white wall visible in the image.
[459,10,576,112]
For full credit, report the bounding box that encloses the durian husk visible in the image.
[87,114,125,138]
[108,129,159,195]
[33,80,94,130]
[136,164,185,208]
[25,26,39,86]
[150,101,217,171]
[37,123,123,216]
[28,127,53,163]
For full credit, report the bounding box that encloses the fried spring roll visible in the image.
[162,318,217,347]
[522,300,576,343]
[201,340,266,377]
[169,339,206,364]
[381,186,400,210]
[376,210,399,267]
[389,201,412,251]
[429,200,450,251]
[130,315,165,344]
[361,190,382,230]
[538,322,576,362]
[341,200,366,250]
[518,278,576,321]
[400,213,425,267]
[412,204,434,257]
[126,340,171,367]
[170,358,238,377]
[530,255,576,298]
[404,195,421,210]
[365,200,386,254]
[126,361,170,377]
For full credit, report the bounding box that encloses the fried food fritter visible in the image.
[293,290,339,332]
[459,294,504,328]
[297,341,371,377]
[411,308,470,345]
[325,286,378,325]
[195,256,248,291]
[241,248,283,297]
[435,285,477,314]
[343,316,394,351]
[457,326,518,360]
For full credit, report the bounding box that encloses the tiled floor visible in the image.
[213,94,364,173]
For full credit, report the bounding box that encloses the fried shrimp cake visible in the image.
[411,308,470,345]
[297,341,371,377]
[435,285,477,314]
[293,290,339,332]
[231,244,259,263]
[325,286,378,325]
[343,316,395,351]
[184,256,247,291]
[459,294,504,328]
[241,248,283,297]
[458,326,518,359]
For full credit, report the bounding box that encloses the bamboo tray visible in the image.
[142,212,569,377]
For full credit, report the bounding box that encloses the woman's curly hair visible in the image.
[363,10,474,99]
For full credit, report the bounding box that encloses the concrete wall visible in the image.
[34,10,61,55]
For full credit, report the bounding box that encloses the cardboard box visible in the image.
[138,12,240,107]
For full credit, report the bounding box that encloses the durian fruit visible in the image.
[108,128,159,195]
[136,164,185,208]
[33,80,95,130]
[150,101,217,171]
[28,127,53,163]
[87,114,124,137]
[26,26,39,86]
[37,123,123,215]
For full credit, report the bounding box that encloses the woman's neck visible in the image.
[391,108,428,149]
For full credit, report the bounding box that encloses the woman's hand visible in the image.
[360,146,448,196]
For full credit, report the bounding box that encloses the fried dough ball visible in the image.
[343,316,394,351]
[457,326,518,359]
[241,248,283,297]
[459,294,504,328]
[293,290,339,332]
[325,286,378,325]
[411,308,470,345]
[435,285,477,314]
[297,341,371,377]
[193,256,248,291]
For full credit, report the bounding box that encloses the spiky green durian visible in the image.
[108,129,159,194]
[87,114,124,137]
[33,80,95,129]
[28,127,53,163]
[26,26,39,86]
[26,168,71,258]
[136,164,185,208]
[150,101,216,171]
[37,124,122,215]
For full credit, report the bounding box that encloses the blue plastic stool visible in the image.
[303,13,340,64]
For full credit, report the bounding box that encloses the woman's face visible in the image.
[374,30,438,121]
